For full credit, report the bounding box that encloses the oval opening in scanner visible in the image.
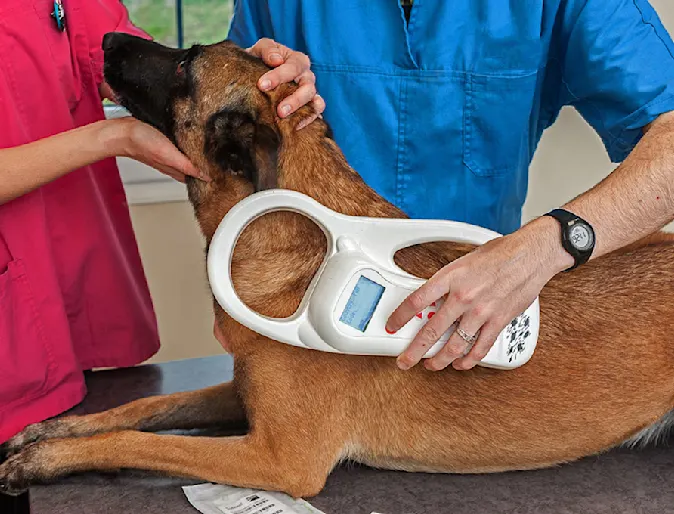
[392,241,477,281]
[229,209,329,319]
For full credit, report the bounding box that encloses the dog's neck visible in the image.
[275,117,407,220]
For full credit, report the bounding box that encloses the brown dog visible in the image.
[2,33,674,498]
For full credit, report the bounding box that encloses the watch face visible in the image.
[569,223,594,251]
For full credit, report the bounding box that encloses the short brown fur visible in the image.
[2,37,674,498]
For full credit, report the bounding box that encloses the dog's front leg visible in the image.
[0,430,337,498]
[2,382,246,457]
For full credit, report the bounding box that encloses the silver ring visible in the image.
[456,327,479,344]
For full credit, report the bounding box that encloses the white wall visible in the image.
[126,0,674,363]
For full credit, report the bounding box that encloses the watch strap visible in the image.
[544,209,594,271]
[546,208,578,227]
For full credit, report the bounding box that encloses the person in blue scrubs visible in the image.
[228,0,674,372]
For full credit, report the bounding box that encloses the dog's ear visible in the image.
[205,108,280,191]
[251,123,280,191]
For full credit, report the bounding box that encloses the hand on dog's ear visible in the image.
[205,108,280,191]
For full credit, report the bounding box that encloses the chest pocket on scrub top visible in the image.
[462,44,540,177]
[0,0,86,117]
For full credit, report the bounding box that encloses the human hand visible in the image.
[106,117,206,183]
[99,81,118,103]
[247,38,325,129]
[385,219,572,371]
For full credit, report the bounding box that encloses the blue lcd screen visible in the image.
[339,275,386,332]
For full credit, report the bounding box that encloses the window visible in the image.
[123,0,234,49]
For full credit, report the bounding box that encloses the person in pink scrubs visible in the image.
[0,0,205,443]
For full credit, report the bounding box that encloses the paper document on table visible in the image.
[183,483,326,514]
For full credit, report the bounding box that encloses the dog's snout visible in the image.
[102,32,117,52]
[102,32,139,54]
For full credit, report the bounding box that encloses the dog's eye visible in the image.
[176,59,186,76]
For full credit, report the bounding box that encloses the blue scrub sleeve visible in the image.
[558,0,674,162]
[228,0,273,49]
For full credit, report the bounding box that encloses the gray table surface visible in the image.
[20,355,674,514]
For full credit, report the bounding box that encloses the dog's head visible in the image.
[102,33,320,237]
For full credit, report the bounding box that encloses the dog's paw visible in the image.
[1,419,73,458]
[0,443,44,495]
[2,423,47,458]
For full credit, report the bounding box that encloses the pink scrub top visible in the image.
[0,0,160,443]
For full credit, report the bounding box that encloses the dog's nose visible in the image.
[102,32,118,53]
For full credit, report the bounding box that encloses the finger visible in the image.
[156,167,186,183]
[296,114,318,131]
[157,159,199,181]
[185,163,209,182]
[452,320,503,370]
[396,300,463,370]
[258,46,285,68]
[99,82,118,103]
[312,94,326,115]
[278,81,317,117]
[294,68,316,86]
[157,149,207,181]
[152,157,196,183]
[176,162,205,181]
[247,38,283,62]
[295,95,326,128]
[258,51,311,92]
[386,274,449,334]
[425,316,484,371]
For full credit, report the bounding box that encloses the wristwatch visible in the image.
[544,209,595,271]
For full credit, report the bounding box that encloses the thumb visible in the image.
[176,155,205,181]
[158,144,207,181]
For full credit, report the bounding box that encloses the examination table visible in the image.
[12,355,674,514]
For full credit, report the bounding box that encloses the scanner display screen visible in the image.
[339,275,385,332]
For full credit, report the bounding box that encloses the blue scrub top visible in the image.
[228,0,674,234]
